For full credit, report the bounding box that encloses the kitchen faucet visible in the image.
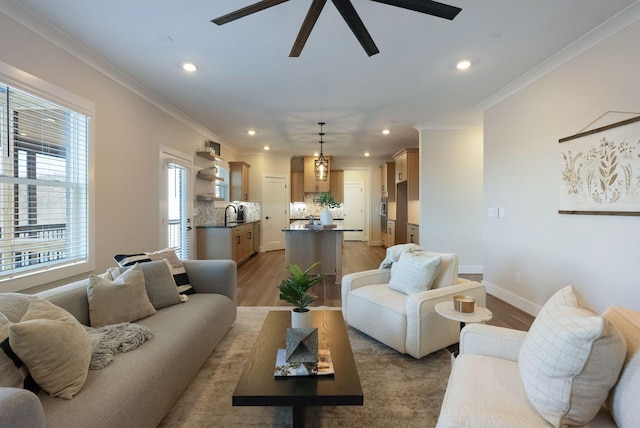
[224,204,237,227]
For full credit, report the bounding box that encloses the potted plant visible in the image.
[317,192,340,225]
[278,261,324,328]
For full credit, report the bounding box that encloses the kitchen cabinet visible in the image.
[380,162,395,201]
[407,223,419,245]
[387,219,396,246]
[303,156,331,193]
[393,148,419,200]
[229,161,250,201]
[196,223,256,266]
[330,170,344,202]
[291,171,304,202]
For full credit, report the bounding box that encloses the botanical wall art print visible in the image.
[559,115,640,216]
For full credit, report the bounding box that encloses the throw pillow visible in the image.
[87,264,157,327]
[145,248,194,295]
[113,253,152,266]
[519,285,626,427]
[114,261,181,310]
[388,251,442,295]
[9,297,92,399]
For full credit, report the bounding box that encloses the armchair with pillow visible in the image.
[437,286,638,428]
[341,244,486,359]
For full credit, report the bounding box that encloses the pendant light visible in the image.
[314,122,329,181]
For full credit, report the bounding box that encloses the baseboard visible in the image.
[459,265,483,275]
[482,280,542,316]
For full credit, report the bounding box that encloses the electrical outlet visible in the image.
[515,272,521,285]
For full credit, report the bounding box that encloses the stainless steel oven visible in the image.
[380,197,388,233]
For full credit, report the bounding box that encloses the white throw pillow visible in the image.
[88,264,157,327]
[388,251,442,295]
[519,286,626,427]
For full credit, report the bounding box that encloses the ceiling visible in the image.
[6,0,639,160]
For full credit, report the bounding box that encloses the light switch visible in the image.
[487,208,499,218]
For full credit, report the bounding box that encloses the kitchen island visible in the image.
[282,220,363,284]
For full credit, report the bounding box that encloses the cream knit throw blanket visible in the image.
[85,322,152,369]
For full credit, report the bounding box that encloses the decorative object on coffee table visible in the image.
[452,295,475,313]
[278,262,323,328]
[286,328,319,363]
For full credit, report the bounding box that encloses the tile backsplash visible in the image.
[194,201,261,225]
[290,194,344,219]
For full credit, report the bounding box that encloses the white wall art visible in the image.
[559,115,640,215]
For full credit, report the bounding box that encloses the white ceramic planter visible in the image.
[291,308,312,328]
[320,208,333,225]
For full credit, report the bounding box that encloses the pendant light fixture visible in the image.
[314,122,329,181]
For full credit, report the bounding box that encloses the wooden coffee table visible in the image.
[233,310,363,427]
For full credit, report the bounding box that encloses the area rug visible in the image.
[159,307,451,427]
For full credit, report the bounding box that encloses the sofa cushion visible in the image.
[519,286,626,427]
[115,261,181,310]
[437,354,549,428]
[0,294,36,392]
[603,306,640,428]
[9,297,91,399]
[389,251,442,295]
[88,264,157,327]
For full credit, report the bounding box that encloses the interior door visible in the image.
[343,181,364,241]
[262,176,287,252]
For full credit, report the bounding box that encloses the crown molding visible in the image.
[476,1,640,112]
[0,0,225,144]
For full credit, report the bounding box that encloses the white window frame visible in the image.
[0,60,95,292]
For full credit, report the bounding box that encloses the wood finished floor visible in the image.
[237,241,535,331]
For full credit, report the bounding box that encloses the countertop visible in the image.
[196,220,260,229]
[282,220,363,232]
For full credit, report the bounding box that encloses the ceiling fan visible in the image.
[211,0,461,57]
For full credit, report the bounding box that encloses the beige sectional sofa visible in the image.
[0,259,237,428]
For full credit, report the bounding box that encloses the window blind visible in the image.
[0,83,89,281]
[166,161,189,260]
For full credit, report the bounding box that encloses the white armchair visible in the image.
[341,246,485,359]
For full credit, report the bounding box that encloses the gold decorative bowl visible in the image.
[453,295,475,313]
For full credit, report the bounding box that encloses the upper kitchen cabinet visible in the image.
[291,171,304,202]
[380,162,395,201]
[303,156,331,193]
[330,170,344,202]
[229,161,250,201]
[393,148,419,200]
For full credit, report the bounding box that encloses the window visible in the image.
[166,161,190,259]
[215,164,230,201]
[0,82,89,285]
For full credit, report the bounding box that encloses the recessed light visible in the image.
[263,146,270,151]
[456,60,471,70]
[364,152,370,157]
[313,152,319,157]
[382,129,390,135]
[182,63,197,72]
[248,130,256,136]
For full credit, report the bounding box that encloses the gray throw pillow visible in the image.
[115,261,181,310]
[88,264,157,327]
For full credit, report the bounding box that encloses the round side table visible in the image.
[435,301,493,330]
[435,301,493,363]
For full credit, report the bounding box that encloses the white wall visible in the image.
[483,19,640,314]
[0,11,233,289]
[418,128,484,274]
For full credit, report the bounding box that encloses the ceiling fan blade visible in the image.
[331,0,380,56]
[212,0,289,25]
[370,0,461,20]
[290,0,327,57]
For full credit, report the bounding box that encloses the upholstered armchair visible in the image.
[341,244,485,359]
